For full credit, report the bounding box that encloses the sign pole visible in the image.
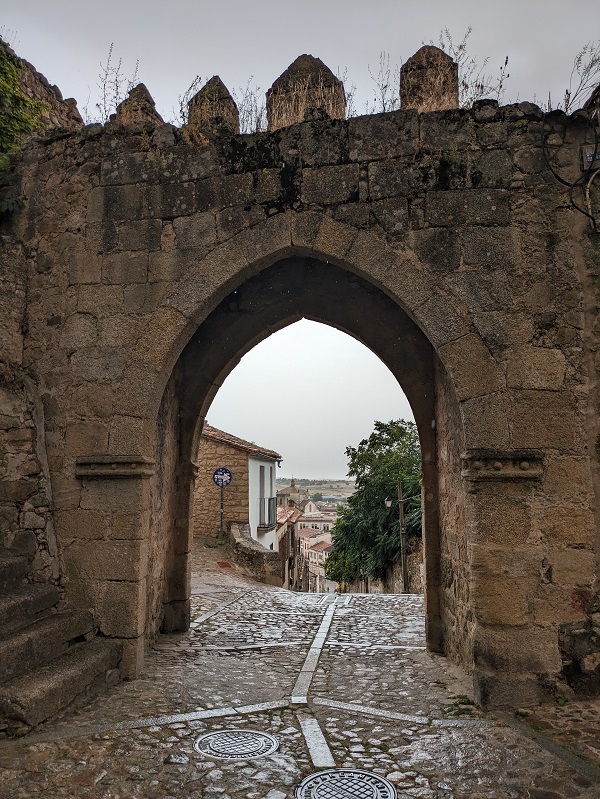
[220,484,224,539]
[212,467,232,540]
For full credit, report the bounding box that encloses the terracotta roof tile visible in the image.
[202,424,281,461]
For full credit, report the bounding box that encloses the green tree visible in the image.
[325,420,421,585]
[311,492,324,502]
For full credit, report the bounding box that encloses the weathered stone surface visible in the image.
[506,346,566,390]
[301,164,359,205]
[426,189,511,226]
[113,83,163,127]
[438,334,503,400]
[267,54,345,131]
[401,46,459,112]
[1,64,598,710]
[64,539,148,582]
[0,639,121,727]
[510,390,578,449]
[186,76,239,137]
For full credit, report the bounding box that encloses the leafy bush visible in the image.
[0,39,47,166]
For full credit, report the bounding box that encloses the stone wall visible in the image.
[436,358,471,671]
[193,439,249,537]
[12,42,83,131]
[226,522,282,586]
[0,232,60,581]
[1,67,599,704]
[346,538,424,594]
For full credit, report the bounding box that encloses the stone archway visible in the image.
[4,81,599,708]
[163,256,441,643]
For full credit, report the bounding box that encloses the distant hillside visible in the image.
[276,477,355,499]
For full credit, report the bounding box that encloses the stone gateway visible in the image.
[1,45,600,727]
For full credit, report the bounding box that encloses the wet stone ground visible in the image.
[1,538,599,799]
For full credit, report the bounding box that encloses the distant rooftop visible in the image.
[201,424,281,461]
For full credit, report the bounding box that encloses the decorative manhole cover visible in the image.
[295,769,398,799]
[193,729,279,760]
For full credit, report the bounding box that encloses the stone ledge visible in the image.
[226,522,282,587]
[75,456,155,479]
[461,449,543,481]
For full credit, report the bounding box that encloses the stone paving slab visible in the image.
[1,540,599,798]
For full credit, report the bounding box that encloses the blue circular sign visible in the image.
[213,467,232,487]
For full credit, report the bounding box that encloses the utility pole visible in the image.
[398,478,409,594]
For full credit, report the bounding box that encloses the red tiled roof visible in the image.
[297,527,323,538]
[277,506,303,525]
[202,424,281,461]
[310,541,333,552]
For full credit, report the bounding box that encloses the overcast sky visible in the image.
[4,2,599,477]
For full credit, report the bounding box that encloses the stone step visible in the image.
[0,583,61,637]
[0,609,95,685]
[0,639,122,734]
[0,556,29,593]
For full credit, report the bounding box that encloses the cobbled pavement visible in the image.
[0,537,599,799]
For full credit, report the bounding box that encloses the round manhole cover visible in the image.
[295,769,398,799]
[193,729,280,760]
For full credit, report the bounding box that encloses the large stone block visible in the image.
[348,111,419,161]
[196,173,253,211]
[368,158,425,201]
[70,383,117,419]
[461,392,510,449]
[439,334,503,400]
[298,119,349,167]
[543,456,593,498]
[68,251,101,284]
[133,306,190,368]
[148,181,195,218]
[77,284,123,315]
[167,552,191,602]
[470,544,539,625]
[120,635,145,678]
[301,164,359,205]
[473,622,561,673]
[471,149,514,188]
[532,584,589,625]
[56,508,104,540]
[506,346,566,390]
[59,313,98,349]
[426,189,510,227]
[469,482,533,546]
[111,510,149,540]
[108,415,150,455]
[420,111,475,152]
[445,271,512,313]
[413,294,469,347]
[102,252,149,284]
[64,539,148,581]
[64,420,108,457]
[80,478,150,513]
[70,347,128,382]
[460,225,517,270]
[409,228,460,273]
[95,578,147,637]
[549,548,596,586]
[510,390,578,449]
[473,667,542,708]
[313,216,357,261]
[115,219,162,252]
[87,185,148,223]
[173,211,217,249]
[535,504,596,548]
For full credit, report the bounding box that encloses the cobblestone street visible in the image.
[1,538,599,799]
